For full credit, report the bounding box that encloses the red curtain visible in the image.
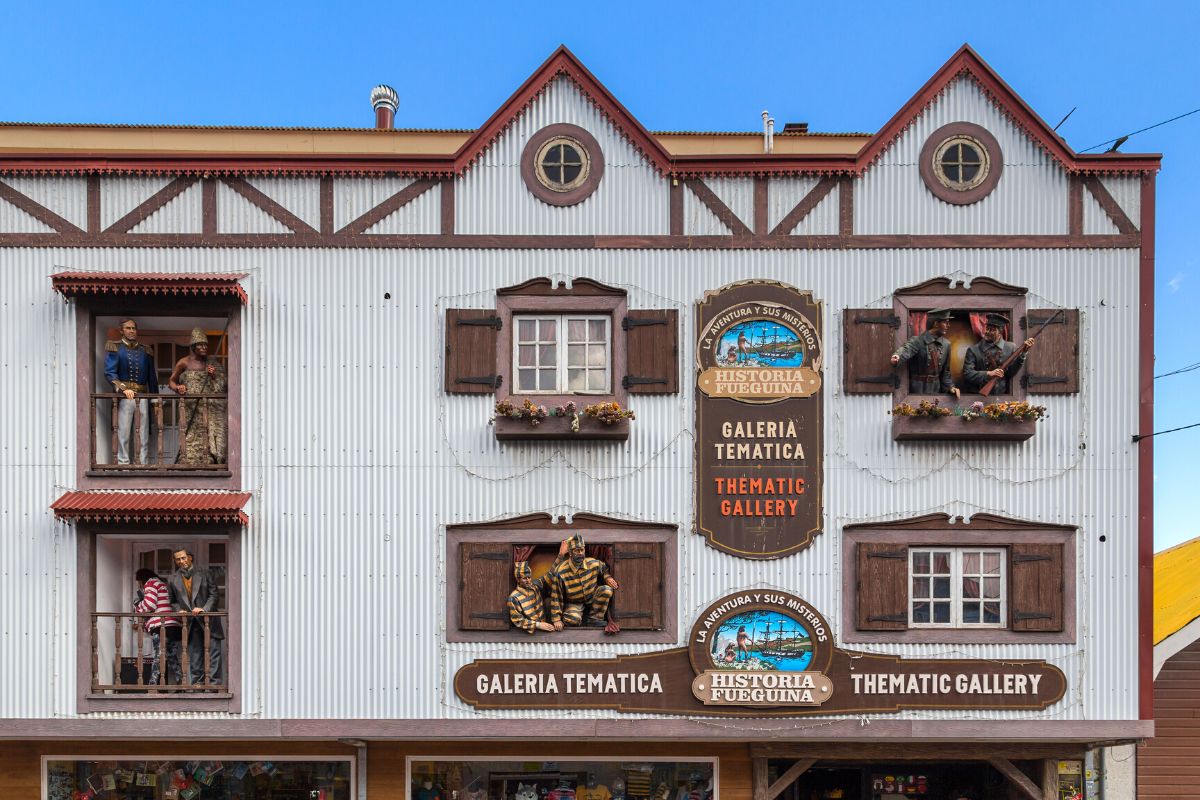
[512,544,535,563]
[909,311,927,336]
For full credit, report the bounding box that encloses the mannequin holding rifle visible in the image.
[167,328,227,466]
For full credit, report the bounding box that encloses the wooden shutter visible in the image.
[855,542,909,630]
[445,309,502,394]
[459,542,512,630]
[610,541,663,630]
[1023,309,1079,394]
[622,309,679,394]
[843,309,900,393]
[1009,543,1064,632]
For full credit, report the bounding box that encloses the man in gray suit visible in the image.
[167,548,224,687]
[962,312,1036,394]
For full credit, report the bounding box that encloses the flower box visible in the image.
[493,414,630,441]
[892,414,1036,442]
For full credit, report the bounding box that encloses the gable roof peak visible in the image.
[450,44,673,176]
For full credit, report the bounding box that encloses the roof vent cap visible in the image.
[782,122,809,134]
[370,85,399,129]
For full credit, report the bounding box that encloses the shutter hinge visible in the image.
[858,375,900,388]
[622,317,667,331]
[468,611,508,620]
[855,314,900,328]
[1012,553,1053,563]
[1012,612,1053,621]
[457,315,502,330]
[616,611,653,619]
[868,550,907,559]
[1023,313,1066,331]
[469,550,511,561]
[623,376,667,389]
[867,613,907,623]
[457,375,503,388]
[1023,375,1067,386]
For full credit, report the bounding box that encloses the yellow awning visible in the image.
[1155,536,1200,644]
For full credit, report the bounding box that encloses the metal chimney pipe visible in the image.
[371,85,399,130]
[762,110,770,154]
[767,117,775,154]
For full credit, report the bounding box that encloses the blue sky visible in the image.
[5,1,1197,549]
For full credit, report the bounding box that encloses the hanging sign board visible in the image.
[455,591,1067,717]
[695,282,824,558]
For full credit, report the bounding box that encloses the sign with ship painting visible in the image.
[454,591,1067,717]
[695,282,824,559]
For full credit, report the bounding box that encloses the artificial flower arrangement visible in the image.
[492,398,635,430]
[890,399,1047,422]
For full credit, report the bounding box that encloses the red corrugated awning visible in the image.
[51,491,252,525]
[51,271,248,304]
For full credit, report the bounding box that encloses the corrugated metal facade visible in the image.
[856,77,1070,235]
[455,77,670,236]
[0,71,1146,728]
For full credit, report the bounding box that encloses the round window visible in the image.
[919,122,1004,205]
[520,124,605,207]
[535,137,590,192]
[933,136,990,191]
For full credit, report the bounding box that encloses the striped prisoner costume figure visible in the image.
[549,534,614,627]
[507,560,552,635]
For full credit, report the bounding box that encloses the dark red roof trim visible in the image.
[0,45,1159,178]
[52,271,248,304]
[51,491,252,525]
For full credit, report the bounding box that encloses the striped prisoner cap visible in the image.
[514,561,532,580]
[567,534,586,550]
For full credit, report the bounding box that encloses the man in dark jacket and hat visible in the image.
[962,312,1036,394]
[889,308,961,397]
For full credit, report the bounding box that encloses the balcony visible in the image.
[90,611,228,695]
[89,392,229,475]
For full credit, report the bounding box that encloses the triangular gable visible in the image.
[857,44,1158,175]
[451,45,673,176]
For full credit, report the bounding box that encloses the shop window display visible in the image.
[44,758,351,800]
[407,760,714,800]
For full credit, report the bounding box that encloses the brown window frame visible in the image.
[919,121,1004,205]
[76,524,242,714]
[842,513,1076,645]
[492,279,630,440]
[446,514,677,644]
[73,298,242,489]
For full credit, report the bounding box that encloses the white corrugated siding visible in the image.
[1100,176,1142,224]
[856,77,1070,235]
[130,181,202,234]
[100,177,172,230]
[0,239,1141,724]
[455,77,670,235]
[246,177,322,231]
[705,177,754,231]
[364,184,441,234]
[334,177,416,232]
[1083,190,1119,235]
[2,176,88,229]
[0,191,55,232]
[217,182,290,234]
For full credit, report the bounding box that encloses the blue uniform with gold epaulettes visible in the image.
[104,339,159,394]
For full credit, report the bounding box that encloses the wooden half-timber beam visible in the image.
[0,178,83,234]
[221,176,318,234]
[1082,175,1138,235]
[685,179,752,236]
[337,178,438,235]
[104,176,199,234]
[987,757,1043,800]
[751,757,818,800]
[769,177,837,236]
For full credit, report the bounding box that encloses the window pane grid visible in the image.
[910,547,1006,628]
[514,314,610,394]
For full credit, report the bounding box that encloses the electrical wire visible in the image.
[1155,361,1200,379]
[1132,421,1200,442]
[1079,106,1200,152]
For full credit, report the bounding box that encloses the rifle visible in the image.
[978,308,1064,397]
